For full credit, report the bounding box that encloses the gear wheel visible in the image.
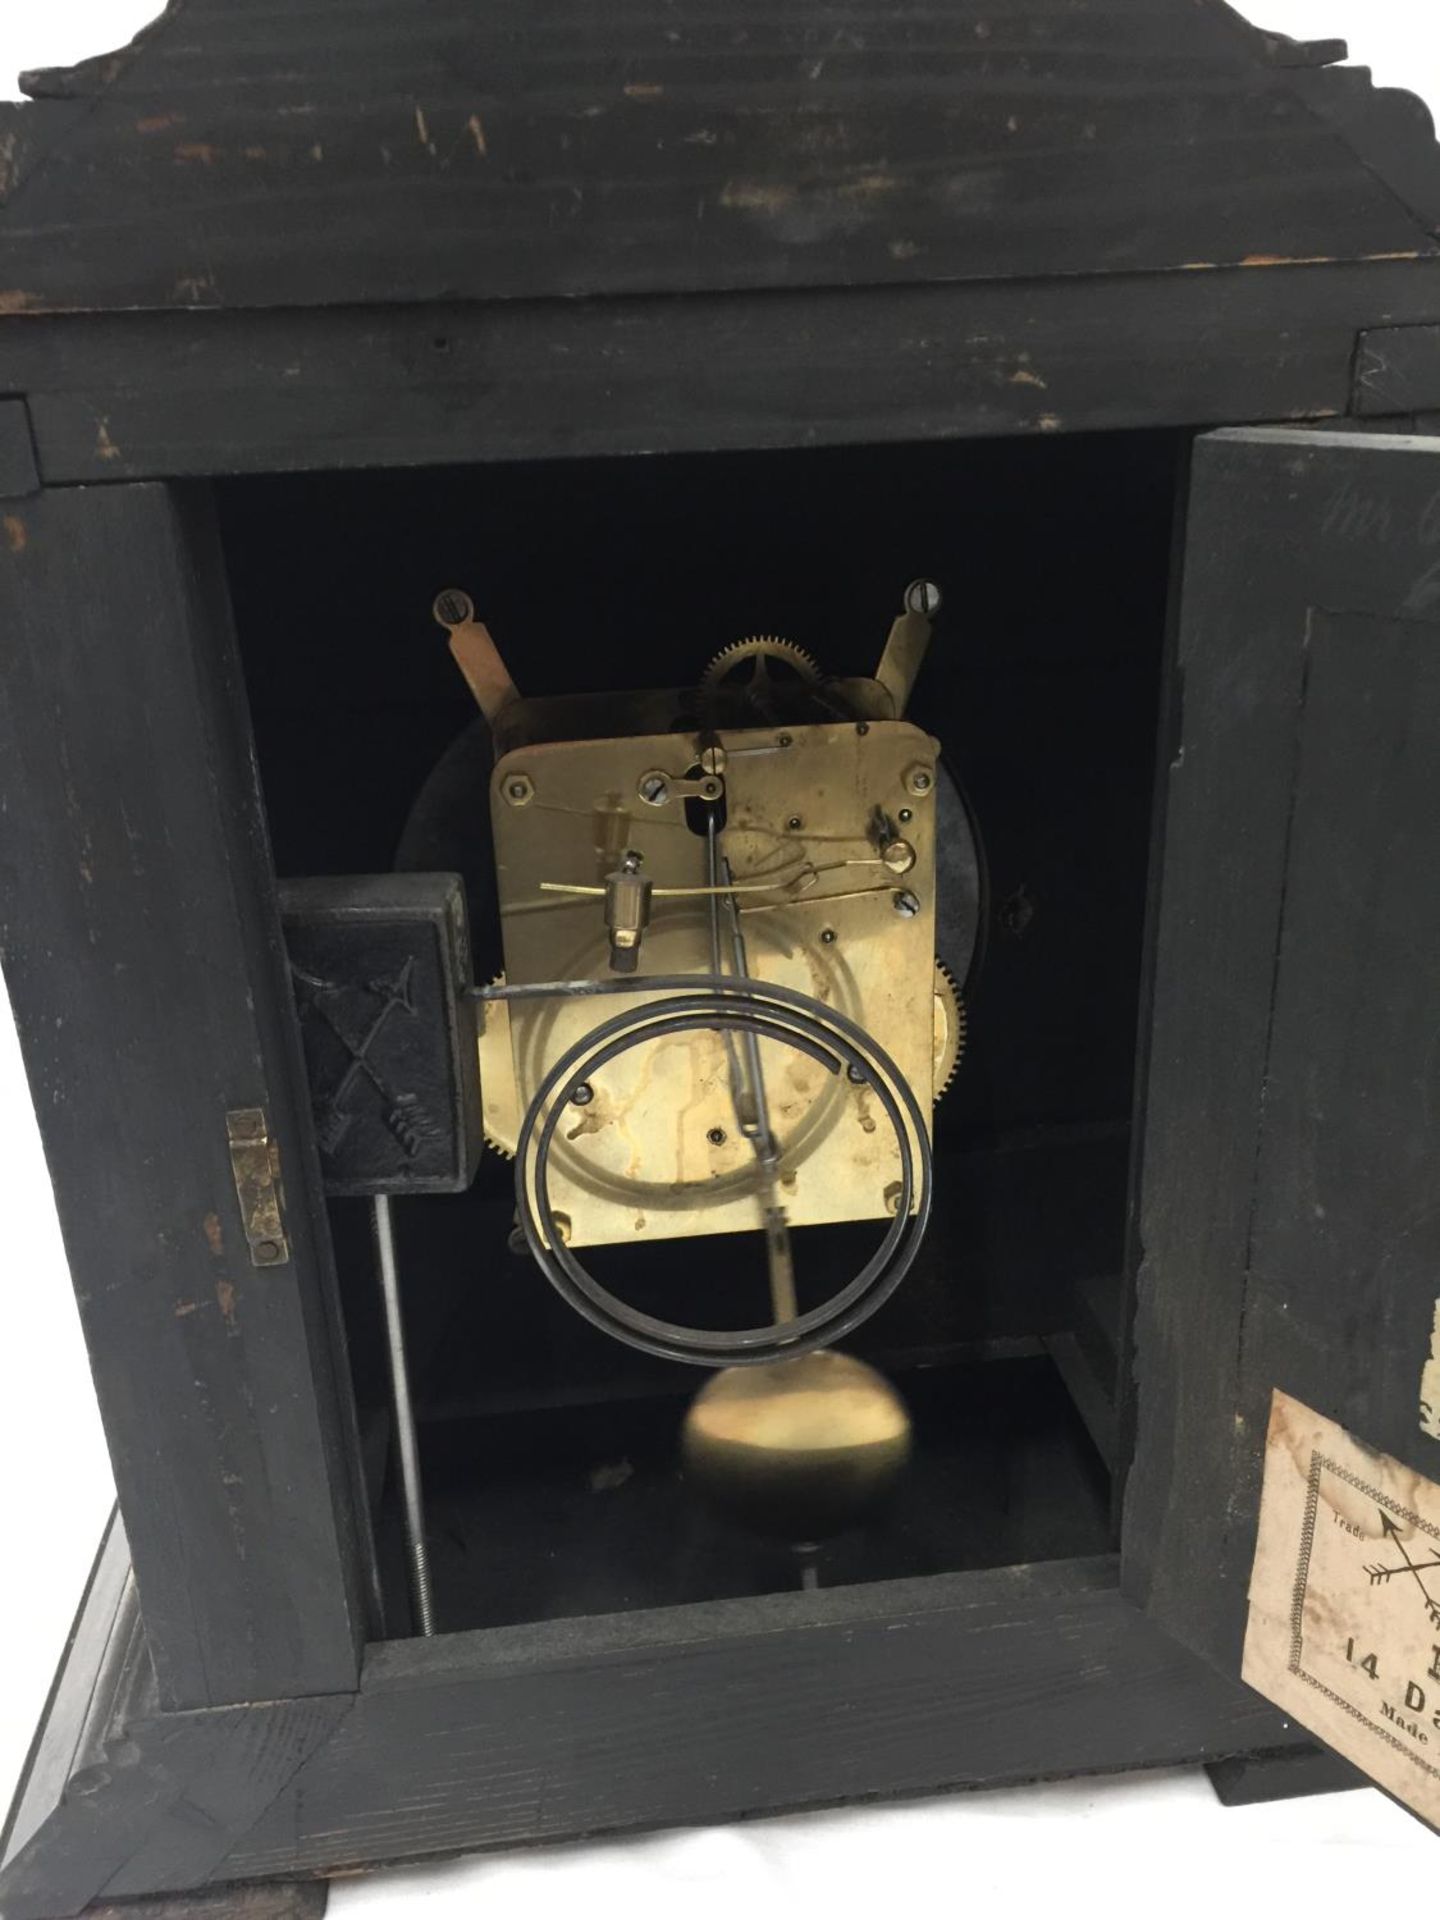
[932,958,967,1102]
[700,635,821,698]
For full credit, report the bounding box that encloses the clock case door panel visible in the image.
[1123,428,1440,1711]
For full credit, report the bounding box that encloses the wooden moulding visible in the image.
[0,0,1437,488]
[0,1517,1299,1920]
[1,256,1439,485]
[2,0,1438,316]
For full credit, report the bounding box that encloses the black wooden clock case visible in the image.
[3,0,1440,1912]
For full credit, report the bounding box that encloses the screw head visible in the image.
[904,578,943,618]
[504,772,535,807]
[433,587,474,627]
[254,1238,282,1263]
[707,1126,727,1146]
[905,764,934,797]
[638,771,670,805]
[892,888,921,918]
[571,1082,594,1107]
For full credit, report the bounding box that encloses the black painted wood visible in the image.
[2,1688,346,1920]
[0,1535,1300,1919]
[0,400,38,497]
[0,1513,136,1875]
[84,1887,327,1920]
[0,483,375,1709]
[1290,59,1440,236]
[6,257,1440,483]
[1123,428,1440,1672]
[0,5,1438,1906]
[0,100,81,214]
[2,0,1436,320]
[1355,324,1440,416]
[229,1561,1292,1878]
[0,1519,345,1920]
[0,0,1435,487]
[1206,1745,1364,1808]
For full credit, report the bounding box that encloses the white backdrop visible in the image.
[0,5,1437,1916]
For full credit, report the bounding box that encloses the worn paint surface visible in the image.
[4,0,1438,317]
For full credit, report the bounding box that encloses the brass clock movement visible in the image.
[411,579,982,1545]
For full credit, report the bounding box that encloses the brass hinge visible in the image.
[226,1107,291,1267]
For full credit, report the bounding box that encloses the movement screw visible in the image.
[904,579,943,617]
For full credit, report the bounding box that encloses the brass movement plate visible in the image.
[485,721,938,1248]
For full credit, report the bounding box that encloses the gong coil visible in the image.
[485,972,935,1366]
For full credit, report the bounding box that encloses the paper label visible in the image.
[1245,1390,1440,1825]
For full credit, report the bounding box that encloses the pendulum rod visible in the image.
[704,809,797,1325]
[719,870,811,1582]
[370,1194,436,1636]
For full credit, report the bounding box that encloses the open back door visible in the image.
[1124,426,1440,1819]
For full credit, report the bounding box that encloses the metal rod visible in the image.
[706,815,757,1136]
[703,817,799,1324]
[721,857,777,1148]
[705,810,726,975]
[370,1195,436,1637]
[719,856,798,1325]
[540,872,811,899]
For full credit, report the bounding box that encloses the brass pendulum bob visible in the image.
[682,1348,912,1543]
[682,1203,912,1543]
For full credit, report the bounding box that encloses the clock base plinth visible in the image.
[1206,1744,1366,1808]
[0,1513,1330,1920]
[61,1886,327,1920]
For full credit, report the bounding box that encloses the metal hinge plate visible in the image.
[226,1107,291,1267]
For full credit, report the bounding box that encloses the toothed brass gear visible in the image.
[932,959,966,1102]
[700,635,821,696]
